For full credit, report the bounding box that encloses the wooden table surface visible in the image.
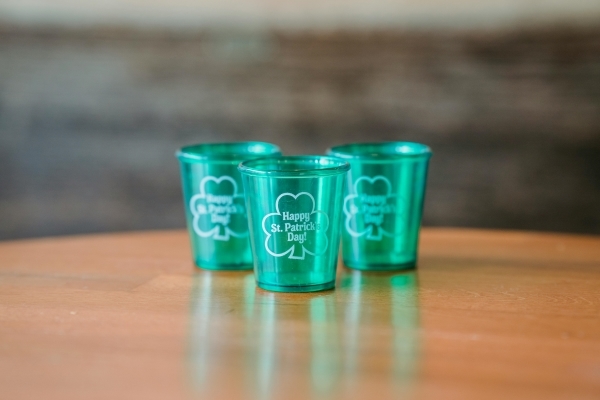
[1,228,599,400]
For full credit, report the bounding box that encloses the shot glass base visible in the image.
[257,280,335,293]
[194,261,253,271]
[344,260,416,271]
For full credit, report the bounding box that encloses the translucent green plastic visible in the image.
[177,142,281,270]
[328,142,431,270]
[239,156,350,292]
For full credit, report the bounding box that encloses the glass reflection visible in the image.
[187,268,419,399]
[338,269,419,398]
[188,270,256,399]
[390,273,419,385]
[188,271,214,389]
[251,290,277,400]
[309,293,340,398]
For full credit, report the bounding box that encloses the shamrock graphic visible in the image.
[261,192,329,260]
[343,176,403,240]
[189,176,248,241]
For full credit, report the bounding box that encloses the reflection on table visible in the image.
[187,268,419,400]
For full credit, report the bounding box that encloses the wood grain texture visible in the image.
[0,228,599,400]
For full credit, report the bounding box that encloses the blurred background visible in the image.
[1,0,599,240]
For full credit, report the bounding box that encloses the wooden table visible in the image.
[1,229,599,400]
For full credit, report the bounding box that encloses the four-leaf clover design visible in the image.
[343,176,402,240]
[189,176,248,241]
[262,192,329,260]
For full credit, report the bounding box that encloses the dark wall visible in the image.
[1,26,599,239]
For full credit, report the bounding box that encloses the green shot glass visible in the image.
[238,156,350,292]
[327,142,431,270]
[177,142,281,270]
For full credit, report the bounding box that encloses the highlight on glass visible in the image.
[177,142,281,270]
[327,142,431,271]
[238,155,350,292]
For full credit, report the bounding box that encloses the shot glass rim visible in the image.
[176,141,281,163]
[327,141,432,162]
[238,155,350,178]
